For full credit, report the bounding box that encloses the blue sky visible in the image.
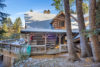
[4,0,58,26]
[4,0,88,26]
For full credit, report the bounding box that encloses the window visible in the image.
[60,21,64,27]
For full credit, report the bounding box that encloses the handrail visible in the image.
[0,43,25,55]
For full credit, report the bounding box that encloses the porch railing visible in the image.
[31,45,46,54]
[0,43,29,58]
[31,44,67,55]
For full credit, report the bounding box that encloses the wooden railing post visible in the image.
[9,45,11,54]
[44,34,47,53]
[59,34,61,52]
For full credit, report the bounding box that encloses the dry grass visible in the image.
[15,53,100,67]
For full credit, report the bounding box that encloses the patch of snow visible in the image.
[11,41,20,45]
[25,11,56,22]
[0,41,2,43]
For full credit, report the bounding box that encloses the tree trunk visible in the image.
[63,0,79,61]
[76,0,92,57]
[89,0,100,62]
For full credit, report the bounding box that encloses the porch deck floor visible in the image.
[31,49,67,55]
[46,49,60,54]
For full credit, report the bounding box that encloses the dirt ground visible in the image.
[15,53,100,67]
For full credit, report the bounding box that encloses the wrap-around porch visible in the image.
[21,32,67,55]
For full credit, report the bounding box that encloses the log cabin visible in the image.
[21,11,80,55]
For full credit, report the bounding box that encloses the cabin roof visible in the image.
[22,11,79,33]
[26,20,54,29]
[24,12,56,29]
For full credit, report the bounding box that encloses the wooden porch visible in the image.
[0,38,67,56]
[21,32,68,55]
[30,44,67,55]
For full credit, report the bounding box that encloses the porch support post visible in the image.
[26,34,28,41]
[27,34,30,44]
[59,34,61,52]
[44,34,47,53]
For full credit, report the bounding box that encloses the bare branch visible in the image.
[70,14,79,23]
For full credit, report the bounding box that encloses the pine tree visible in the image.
[2,23,8,32]
[2,17,12,25]
[17,26,20,33]
[30,9,33,12]
[7,18,13,26]
[2,23,8,38]
[0,0,8,21]
[2,18,7,24]
[17,17,22,27]
[13,17,22,33]
[14,17,22,27]
[13,21,17,30]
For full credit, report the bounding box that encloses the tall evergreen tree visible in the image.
[30,9,33,12]
[0,0,8,21]
[18,17,22,27]
[7,17,12,26]
[14,17,22,27]
[1,17,7,24]
[2,23,8,32]
[2,17,12,26]
[17,26,20,33]
[13,21,17,30]
[13,17,22,33]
